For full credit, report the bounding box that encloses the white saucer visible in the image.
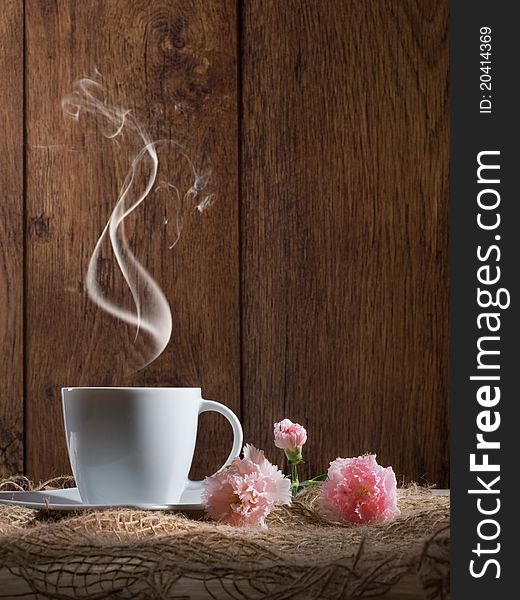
[0,486,204,511]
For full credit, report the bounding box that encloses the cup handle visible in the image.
[184,399,243,495]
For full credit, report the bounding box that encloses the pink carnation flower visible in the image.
[273,419,307,452]
[202,444,291,528]
[320,455,400,524]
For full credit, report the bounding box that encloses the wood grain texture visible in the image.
[0,0,24,476]
[25,0,239,480]
[241,1,450,486]
[0,0,450,485]
[0,569,429,600]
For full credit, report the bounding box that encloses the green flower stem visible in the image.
[285,447,303,464]
[291,462,299,497]
[298,473,327,490]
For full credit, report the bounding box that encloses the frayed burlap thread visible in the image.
[0,480,449,599]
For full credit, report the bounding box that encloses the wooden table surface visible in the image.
[0,569,429,600]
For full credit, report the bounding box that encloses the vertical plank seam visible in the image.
[237,0,245,428]
[22,0,27,474]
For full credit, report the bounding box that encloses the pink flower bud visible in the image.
[273,419,307,453]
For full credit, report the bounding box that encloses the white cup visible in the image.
[61,387,243,505]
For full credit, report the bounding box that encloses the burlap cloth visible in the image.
[0,477,449,600]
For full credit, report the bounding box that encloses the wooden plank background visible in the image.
[0,0,449,487]
[241,0,450,485]
[25,0,240,480]
[0,0,24,477]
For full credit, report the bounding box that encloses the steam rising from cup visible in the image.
[62,75,213,369]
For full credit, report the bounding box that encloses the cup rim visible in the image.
[62,386,202,391]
